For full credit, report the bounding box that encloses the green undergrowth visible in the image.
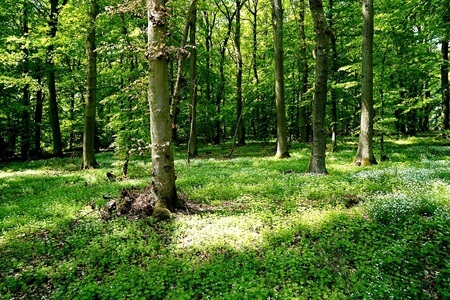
[1,136,449,299]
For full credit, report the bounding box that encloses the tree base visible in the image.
[99,186,188,222]
[275,152,290,159]
[152,202,172,221]
[354,157,378,166]
[81,163,99,170]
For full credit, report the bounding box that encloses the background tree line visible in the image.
[0,0,448,167]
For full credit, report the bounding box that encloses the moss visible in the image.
[152,201,172,221]
[355,157,378,166]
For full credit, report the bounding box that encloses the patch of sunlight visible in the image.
[273,209,345,234]
[173,209,346,252]
[0,169,49,179]
[288,152,309,160]
[327,159,361,175]
[174,214,264,251]
[430,180,450,202]
[394,139,415,145]
[298,209,337,226]
[119,178,147,186]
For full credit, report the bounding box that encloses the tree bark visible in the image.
[307,0,329,174]
[47,0,65,157]
[82,0,99,169]
[188,4,198,158]
[328,0,338,152]
[354,0,377,166]
[442,40,449,130]
[272,0,289,158]
[34,73,43,156]
[148,0,177,219]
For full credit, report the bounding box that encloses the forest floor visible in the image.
[1,136,450,299]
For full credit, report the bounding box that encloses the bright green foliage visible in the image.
[1,137,449,299]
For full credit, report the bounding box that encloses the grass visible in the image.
[1,136,450,299]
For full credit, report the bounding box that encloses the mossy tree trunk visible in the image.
[273,0,290,158]
[82,0,99,169]
[147,0,177,219]
[307,0,329,174]
[354,0,377,166]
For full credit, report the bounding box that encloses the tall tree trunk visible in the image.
[148,0,178,219]
[235,0,245,146]
[82,0,99,169]
[442,40,449,130]
[21,1,30,161]
[354,0,377,166]
[69,92,75,151]
[307,0,329,174]
[214,0,236,144]
[47,0,65,157]
[170,0,198,142]
[248,0,259,85]
[204,11,216,142]
[34,73,43,155]
[188,5,198,158]
[248,0,264,140]
[272,0,289,158]
[328,0,338,152]
[292,0,309,143]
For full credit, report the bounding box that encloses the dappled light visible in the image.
[1,137,449,298]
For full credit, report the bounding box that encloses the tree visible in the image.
[212,0,236,145]
[20,0,30,161]
[170,0,198,142]
[235,0,246,146]
[307,0,329,174]
[47,0,67,157]
[297,0,310,143]
[354,0,377,166]
[82,0,99,169]
[328,0,338,152]
[147,0,178,219]
[442,1,449,130]
[272,0,289,158]
[443,39,449,130]
[188,2,199,158]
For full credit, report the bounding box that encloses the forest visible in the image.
[1,0,450,299]
[0,0,448,164]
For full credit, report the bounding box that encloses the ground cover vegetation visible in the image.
[1,0,450,298]
[1,136,450,299]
